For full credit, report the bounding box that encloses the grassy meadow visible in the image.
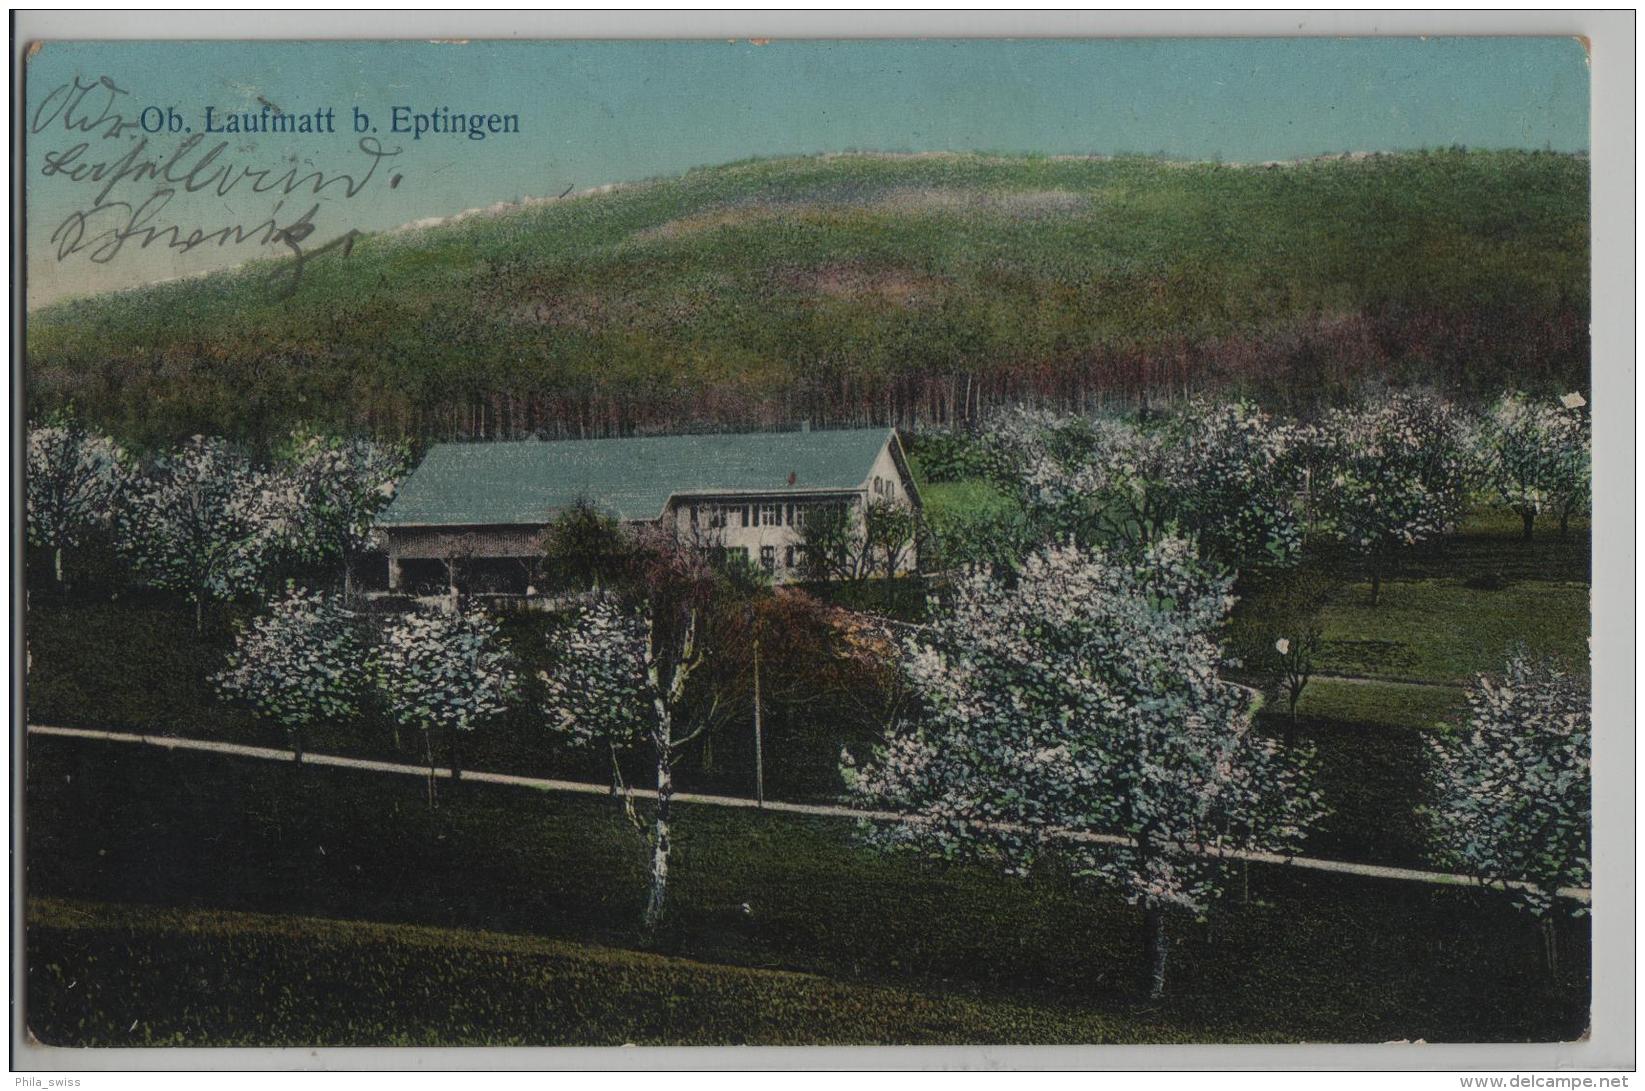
[30,897,1191,1047]
[25,738,1589,1047]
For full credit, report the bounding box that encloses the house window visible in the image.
[760,502,781,527]
[712,545,749,568]
[689,504,700,527]
[739,505,750,528]
[785,503,795,526]
[760,546,776,573]
[708,505,727,529]
[784,545,797,568]
[793,504,807,528]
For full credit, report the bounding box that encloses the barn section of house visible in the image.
[374,426,921,594]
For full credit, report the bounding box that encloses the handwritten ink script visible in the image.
[31,76,515,297]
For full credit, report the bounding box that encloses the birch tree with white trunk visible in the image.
[844,538,1324,999]
[541,534,737,930]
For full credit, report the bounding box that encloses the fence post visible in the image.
[753,635,764,808]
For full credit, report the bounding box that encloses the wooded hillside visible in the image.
[26,150,1589,450]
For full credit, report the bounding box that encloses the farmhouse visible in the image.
[376,426,920,594]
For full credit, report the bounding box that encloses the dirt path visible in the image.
[25,722,1588,904]
[1311,672,1468,690]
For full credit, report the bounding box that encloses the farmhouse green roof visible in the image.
[378,428,898,527]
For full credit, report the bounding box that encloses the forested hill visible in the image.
[27,151,1589,450]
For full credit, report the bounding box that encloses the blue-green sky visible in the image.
[25,37,1589,306]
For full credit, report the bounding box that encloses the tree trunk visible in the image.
[1521,510,1535,541]
[291,725,305,765]
[1368,557,1382,607]
[424,731,438,808]
[194,597,205,634]
[753,636,765,807]
[449,728,463,784]
[1541,916,1560,980]
[1284,698,1299,749]
[53,546,64,589]
[1142,904,1168,1000]
[643,750,673,930]
[1559,509,1571,538]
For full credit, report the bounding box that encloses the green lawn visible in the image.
[24,597,263,741]
[1232,514,1589,871]
[1328,510,1592,587]
[1316,578,1589,685]
[1254,707,1438,869]
[1232,510,1590,697]
[24,735,1589,1045]
[1292,677,1467,731]
[919,478,1019,523]
[28,897,1197,1047]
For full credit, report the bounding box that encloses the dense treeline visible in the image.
[27,150,1588,452]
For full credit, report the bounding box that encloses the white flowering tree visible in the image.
[1001,403,1302,569]
[1550,395,1593,538]
[1476,392,1591,541]
[1006,411,1170,550]
[1425,653,1590,974]
[1312,392,1471,605]
[370,607,517,802]
[26,416,128,588]
[214,585,367,763]
[1160,400,1304,569]
[119,437,298,631]
[845,538,1325,999]
[277,430,409,598]
[542,535,742,929]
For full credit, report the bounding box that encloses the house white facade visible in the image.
[376,427,921,591]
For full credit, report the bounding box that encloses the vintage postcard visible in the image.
[15,25,1617,1068]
